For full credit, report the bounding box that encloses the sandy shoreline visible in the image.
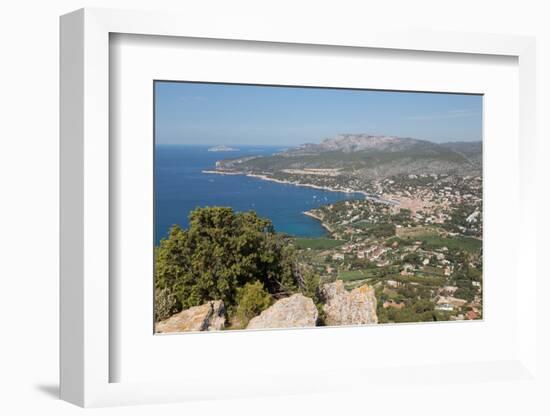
[204,169,397,206]
[207,168,399,199]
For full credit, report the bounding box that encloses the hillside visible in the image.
[440,141,483,166]
[215,134,482,180]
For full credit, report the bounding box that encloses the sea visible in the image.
[155,145,364,244]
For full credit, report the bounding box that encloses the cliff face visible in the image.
[246,293,318,329]
[155,300,226,333]
[321,280,378,326]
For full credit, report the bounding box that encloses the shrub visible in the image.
[234,281,272,326]
[154,287,180,322]
[300,270,326,326]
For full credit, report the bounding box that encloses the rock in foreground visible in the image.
[246,294,318,329]
[322,280,378,326]
[155,300,226,333]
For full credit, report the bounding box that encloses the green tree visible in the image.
[300,270,321,301]
[155,207,299,317]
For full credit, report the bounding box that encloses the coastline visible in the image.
[245,173,363,195]
[203,169,364,195]
[203,169,397,206]
[302,210,334,235]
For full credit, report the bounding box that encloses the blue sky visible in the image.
[155,81,482,146]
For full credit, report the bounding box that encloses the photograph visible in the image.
[153,81,483,333]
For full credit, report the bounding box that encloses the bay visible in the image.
[155,145,363,244]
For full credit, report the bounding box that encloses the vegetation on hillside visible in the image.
[155,207,323,322]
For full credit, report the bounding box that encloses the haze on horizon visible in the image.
[155,81,483,147]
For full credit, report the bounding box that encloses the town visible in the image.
[293,172,483,324]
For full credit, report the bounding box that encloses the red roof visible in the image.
[466,310,478,320]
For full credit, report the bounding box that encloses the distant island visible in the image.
[208,145,239,152]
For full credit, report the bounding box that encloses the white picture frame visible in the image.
[60,7,538,408]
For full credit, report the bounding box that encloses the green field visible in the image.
[339,270,367,281]
[338,268,384,281]
[293,238,345,250]
[392,273,446,286]
[396,225,441,239]
[420,235,482,253]
[395,226,481,254]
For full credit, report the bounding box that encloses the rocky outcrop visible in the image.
[321,280,378,326]
[155,300,226,333]
[246,294,318,329]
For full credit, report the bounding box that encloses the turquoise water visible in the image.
[155,145,363,244]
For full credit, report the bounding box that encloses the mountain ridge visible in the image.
[215,134,482,179]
